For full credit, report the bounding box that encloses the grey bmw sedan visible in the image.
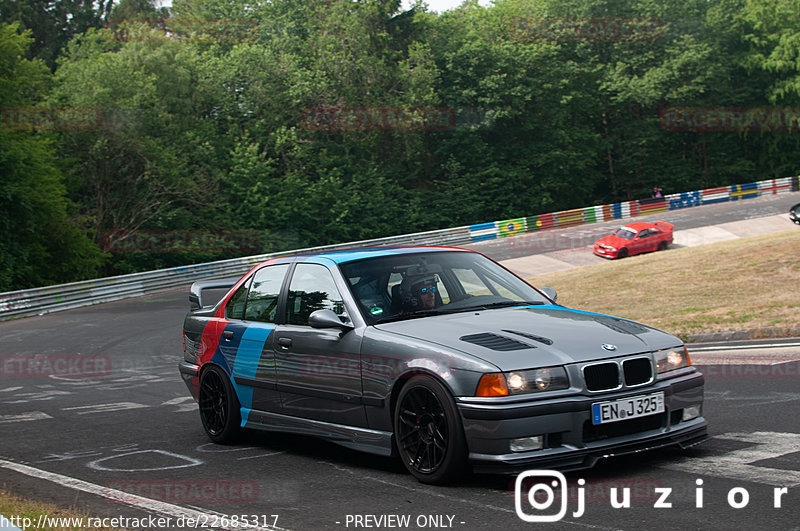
[179,246,707,484]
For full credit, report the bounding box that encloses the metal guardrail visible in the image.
[1,176,798,320]
[0,226,471,320]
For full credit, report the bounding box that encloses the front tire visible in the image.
[617,248,629,259]
[198,364,241,444]
[394,376,468,484]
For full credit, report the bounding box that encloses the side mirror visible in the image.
[540,286,557,303]
[308,309,354,331]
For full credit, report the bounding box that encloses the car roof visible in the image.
[267,245,472,266]
[618,222,653,231]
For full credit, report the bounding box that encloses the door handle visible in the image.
[277,337,292,349]
[223,330,234,341]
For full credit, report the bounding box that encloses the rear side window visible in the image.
[225,276,252,320]
[244,264,290,323]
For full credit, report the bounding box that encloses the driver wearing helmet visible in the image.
[401,274,439,312]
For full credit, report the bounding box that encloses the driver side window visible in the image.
[286,263,347,326]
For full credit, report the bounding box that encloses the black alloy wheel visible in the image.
[394,376,467,484]
[198,365,241,444]
[618,248,629,258]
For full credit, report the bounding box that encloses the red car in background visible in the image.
[594,221,674,259]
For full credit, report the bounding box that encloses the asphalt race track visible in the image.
[1,193,799,530]
[470,192,800,261]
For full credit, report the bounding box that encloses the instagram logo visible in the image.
[515,470,585,522]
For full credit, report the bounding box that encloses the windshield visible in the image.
[339,251,549,324]
[612,228,637,240]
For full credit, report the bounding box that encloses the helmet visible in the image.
[400,274,437,311]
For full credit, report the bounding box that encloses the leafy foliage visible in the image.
[0,23,104,290]
[0,0,799,290]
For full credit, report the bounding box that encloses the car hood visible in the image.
[595,235,629,248]
[373,305,680,371]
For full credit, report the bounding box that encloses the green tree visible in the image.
[737,0,800,178]
[50,24,221,273]
[0,0,114,68]
[0,23,103,290]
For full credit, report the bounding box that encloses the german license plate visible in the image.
[591,392,664,425]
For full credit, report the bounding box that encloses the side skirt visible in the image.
[241,407,394,457]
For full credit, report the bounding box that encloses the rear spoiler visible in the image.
[189,278,239,310]
[654,221,674,231]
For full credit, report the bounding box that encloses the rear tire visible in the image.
[394,376,468,484]
[198,365,242,444]
[658,241,669,251]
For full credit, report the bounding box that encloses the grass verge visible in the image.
[527,229,800,339]
[0,487,125,531]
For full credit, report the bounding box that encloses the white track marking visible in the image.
[318,460,618,530]
[0,412,52,423]
[690,342,800,352]
[691,352,800,365]
[705,390,800,406]
[160,396,197,412]
[0,459,285,530]
[161,397,194,405]
[236,451,287,460]
[661,431,800,487]
[87,450,203,472]
[4,389,71,404]
[62,402,149,414]
[195,443,258,453]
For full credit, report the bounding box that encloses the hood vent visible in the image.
[503,330,554,346]
[460,332,535,351]
[596,317,649,336]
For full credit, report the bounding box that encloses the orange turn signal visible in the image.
[475,373,509,397]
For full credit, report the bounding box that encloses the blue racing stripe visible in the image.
[231,325,274,424]
[531,304,612,318]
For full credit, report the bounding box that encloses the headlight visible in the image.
[476,367,569,396]
[654,347,690,374]
[605,246,617,251]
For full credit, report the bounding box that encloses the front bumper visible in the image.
[593,245,618,259]
[457,371,707,473]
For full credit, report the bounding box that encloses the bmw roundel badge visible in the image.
[602,344,617,351]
